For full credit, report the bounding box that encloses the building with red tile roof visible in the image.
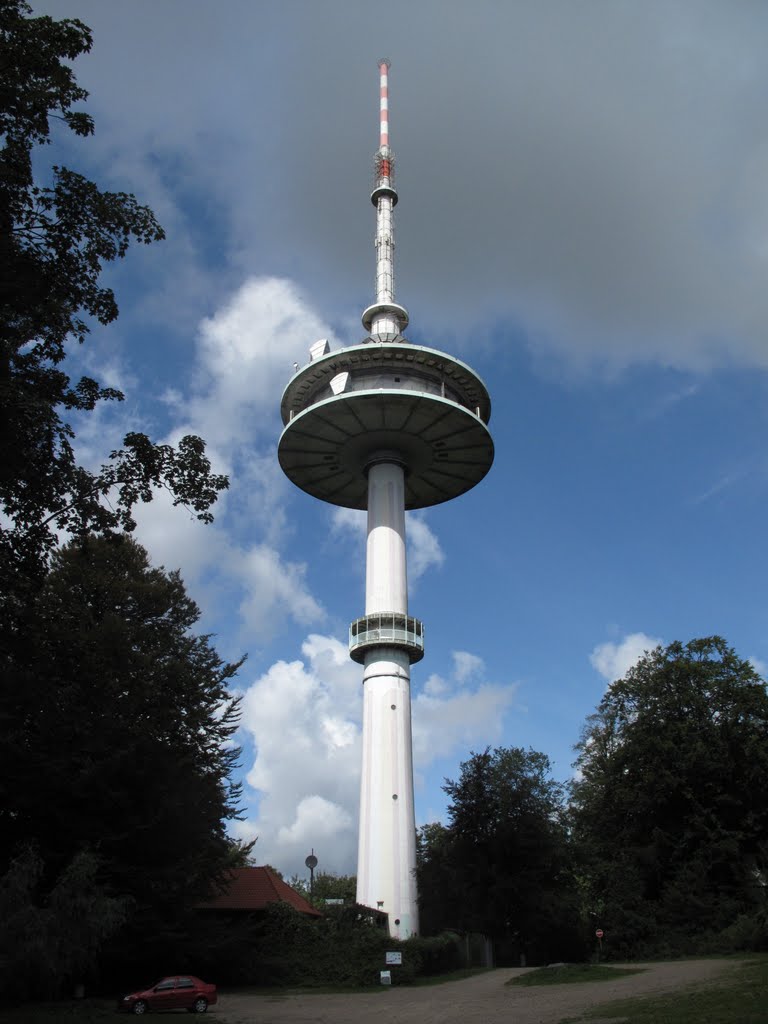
[200,866,322,917]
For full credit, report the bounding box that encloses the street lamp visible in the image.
[305,850,318,898]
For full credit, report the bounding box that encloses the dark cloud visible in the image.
[33,0,768,369]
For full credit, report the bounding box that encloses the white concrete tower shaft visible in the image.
[356,458,418,937]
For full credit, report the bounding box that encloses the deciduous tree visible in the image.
[0,0,227,593]
[571,637,768,956]
[0,535,246,985]
[417,747,584,964]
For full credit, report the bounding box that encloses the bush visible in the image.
[202,906,468,988]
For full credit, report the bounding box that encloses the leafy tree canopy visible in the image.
[290,871,358,908]
[2,535,245,889]
[0,534,248,990]
[0,0,227,591]
[570,637,768,955]
[417,747,585,964]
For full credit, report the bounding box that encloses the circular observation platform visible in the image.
[278,342,494,511]
[349,613,425,664]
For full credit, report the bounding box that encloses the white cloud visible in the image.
[452,651,484,684]
[749,656,767,679]
[277,796,354,846]
[235,634,516,876]
[407,513,445,580]
[75,275,341,649]
[186,276,338,451]
[331,507,366,538]
[236,635,362,876]
[412,653,517,766]
[237,544,324,642]
[590,632,663,685]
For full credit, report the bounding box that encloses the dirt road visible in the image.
[216,958,737,1024]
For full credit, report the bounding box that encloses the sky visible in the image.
[31,0,768,882]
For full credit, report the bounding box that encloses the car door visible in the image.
[175,977,196,1008]
[149,978,178,1010]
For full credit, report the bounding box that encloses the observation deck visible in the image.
[349,612,425,664]
[278,340,494,510]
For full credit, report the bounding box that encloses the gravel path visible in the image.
[215,958,738,1024]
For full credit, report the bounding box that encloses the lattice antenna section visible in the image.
[362,59,409,342]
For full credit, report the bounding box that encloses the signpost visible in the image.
[595,928,604,962]
[382,950,402,984]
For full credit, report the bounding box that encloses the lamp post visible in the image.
[305,850,318,898]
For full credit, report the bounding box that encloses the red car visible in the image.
[117,975,217,1014]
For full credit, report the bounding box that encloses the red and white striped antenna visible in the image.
[379,58,391,152]
[362,58,409,342]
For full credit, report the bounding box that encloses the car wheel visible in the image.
[132,1001,148,1015]
[191,997,208,1013]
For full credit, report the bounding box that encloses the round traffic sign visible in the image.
[595,929,604,938]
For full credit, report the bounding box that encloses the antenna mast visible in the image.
[362,58,409,343]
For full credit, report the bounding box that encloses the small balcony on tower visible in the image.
[349,612,425,664]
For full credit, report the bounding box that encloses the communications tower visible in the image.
[278,60,494,938]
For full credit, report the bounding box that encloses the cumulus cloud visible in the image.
[237,544,324,642]
[452,651,484,684]
[234,633,517,876]
[407,513,445,581]
[235,635,363,875]
[186,277,337,450]
[331,507,366,539]
[123,276,339,645]
[412,654,517,767]
[590,632,664,685]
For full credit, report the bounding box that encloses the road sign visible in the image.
[595,929,604,939]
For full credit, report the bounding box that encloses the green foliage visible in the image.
[290,871,358,909]
[417,747,587,964]
[197,903,463,989]
[571,637,768,959]
[507,963,645,987]
[0,536,246,993]
[0,847,127,1001]
[0,0,227,590]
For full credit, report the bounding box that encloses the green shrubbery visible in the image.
[194,904,465,988]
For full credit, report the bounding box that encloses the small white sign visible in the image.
[385,951,402,965]
[380,970,391,985]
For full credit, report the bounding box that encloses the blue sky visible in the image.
[33,0,768,880]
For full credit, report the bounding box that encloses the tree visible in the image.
[570,637,768,956]
[0,0,227,593]
[0,847,127,1000]
[290,871,358,908]
[0,535,247,986]
[417,747,585,964]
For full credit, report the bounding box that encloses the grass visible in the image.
[507,963,646,987]
[559,954,768,1024]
